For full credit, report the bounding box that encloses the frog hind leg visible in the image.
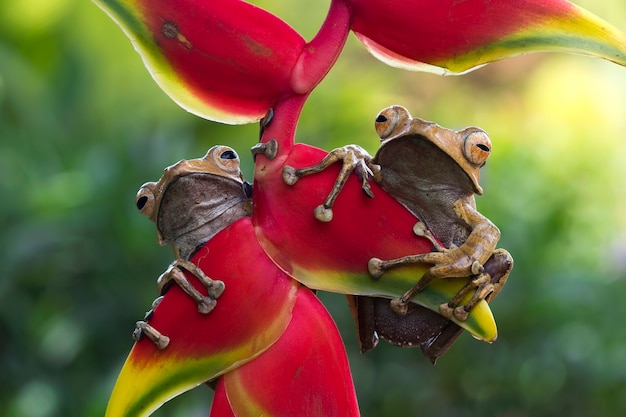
[437,248,512,320]
[369,248,512,320]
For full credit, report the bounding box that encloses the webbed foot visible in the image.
[132,296,170,349]
[281,145,379,222]
[157,259,225,314]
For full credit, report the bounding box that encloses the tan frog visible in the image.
[133,146,252,347]
[136,145,252,259]
[367,106,512,320]
[281,106,512,321]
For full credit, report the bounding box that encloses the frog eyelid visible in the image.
[462,129,491,166]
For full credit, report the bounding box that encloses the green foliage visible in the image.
[1,1,626,416]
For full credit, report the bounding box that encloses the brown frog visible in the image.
[282,106,512,321]
[368,106,512,319]
[132,146,253,348]
[136,145,252,260]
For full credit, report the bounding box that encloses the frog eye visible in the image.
[462,129,491,166]
[136,182,157,219]
[374,105,411,140]
[207,145,241,174]
[220,150,237,160]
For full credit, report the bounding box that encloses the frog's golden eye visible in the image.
[374,105,410,140]
[462,129,491,166]
[207,145,241,174]
[136,182,157,218]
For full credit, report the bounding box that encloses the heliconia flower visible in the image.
[97,0,626,414]
[93,0,351,124]
[106,145,500,416]
[94,0,531,360]
[347,0,626,74]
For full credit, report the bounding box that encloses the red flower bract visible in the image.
[347,0,626,73]
[98,0,307,123]
[96,0,626,123]
[143,0,303,112]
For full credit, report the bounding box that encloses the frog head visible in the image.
[374,105,491,195]
[136,146,252,258]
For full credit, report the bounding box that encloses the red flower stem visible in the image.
[259,94,308,156]
[291,0,352,94]
[261,1,351,154]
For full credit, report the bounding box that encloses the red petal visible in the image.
[348,0,626,73]
[209,380,236,417]
[96,0,306,123]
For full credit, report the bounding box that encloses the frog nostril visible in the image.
[137,196,149,210]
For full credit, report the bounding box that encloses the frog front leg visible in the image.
[369,199,508,320]
[133,259,226,349]
[156,258,226,314]
[133,295,170,349]
[282,145,380,222]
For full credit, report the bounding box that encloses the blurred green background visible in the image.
[1,1,626,416]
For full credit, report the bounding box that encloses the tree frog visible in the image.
[281,105,512,321]
[368,106,512,320]
[132,146,252,347]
